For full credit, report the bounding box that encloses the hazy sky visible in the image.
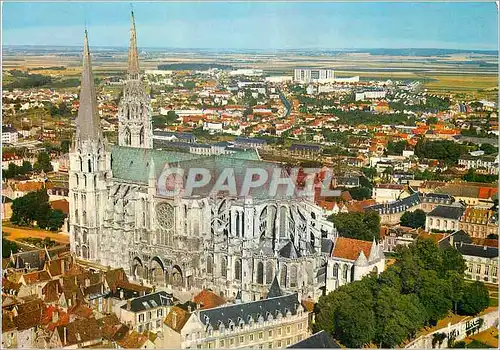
[3,2,498,50]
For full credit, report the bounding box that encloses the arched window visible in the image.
[290,265,298,288]
[82,211,87,225]
[235,212,240,237]
[265,261,273,284]
[333,263,339,278]
[88,159,92,173]
[234,259,242,280]
[82,230,88,244]
[342,264,348,280]
[139,126,145,146]
[207,255,213,274]
[280,264,287,288]
[221,256,227,278]
[279,206,287,237]
[79,157,83,172]
[257,261,264,284]
[75,209,79,224]
[124,127,131,146]
[82,246,89,259]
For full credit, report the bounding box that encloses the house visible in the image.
[116,330,155,349]
[2,153,23,169]
[193,289,226,310]
[425,204,466,232]
[2,195,13,220]
[365,192,421,225]
[380,226,419,253]
[440,230,498,285]
[153,131,197,143]
[233,137,267,149]
[2,124,18,144]
[161,279,311,349]
[2,311,18,348]
[459,207,498,239]
[49,317,103,348]
[325,237,385,292]
[119,291,175,333]
[289,144,322,158]
[419,192,455,213]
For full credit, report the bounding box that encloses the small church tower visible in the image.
[117,11,153,148]
[68,30,112,261]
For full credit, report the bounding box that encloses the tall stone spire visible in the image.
[76,30,102,142]
[127,10,140,79]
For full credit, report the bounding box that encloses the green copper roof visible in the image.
[111,146,262,184]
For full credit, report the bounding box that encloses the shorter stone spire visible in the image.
[76,30,102,142]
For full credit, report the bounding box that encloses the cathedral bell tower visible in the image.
[68,30,112,262]
[117,11,153,149]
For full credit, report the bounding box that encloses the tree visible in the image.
[2,238,19,258]
[60,140,71,153]
[348,186,372,200]
[46,209,66,231]
[417,270,452,323]
[335,300,376,348]
[361,167,377,180]
[34,151,53,172]
[386,140,408,156]
[152,115,167,129]
[400,209,426,228]
[11,190,49,226]
[458,281,490,316]
[329,211,380,242]
[479,143,498,155]
[165,110,179,124]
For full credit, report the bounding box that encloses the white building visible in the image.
[2,125,18,145]
[355,90,387,101]
[294,69,335,84]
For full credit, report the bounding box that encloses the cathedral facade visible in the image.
[68,13,384,303]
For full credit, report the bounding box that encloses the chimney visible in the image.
[188,305,192,313]
[127,299,132,310]
[483,246,487,251]
[63,326,67,345]
[120,290,124,300]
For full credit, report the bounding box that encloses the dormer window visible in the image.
[218,321,225,332]
[247,315,254,325]
[229,320,235,331]
[257,314,264,323]
[266,312,273,322]
[238,317,244,329]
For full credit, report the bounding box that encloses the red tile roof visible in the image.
[332,237,373,261]
[50,199,69,215]
[193,289,226,310]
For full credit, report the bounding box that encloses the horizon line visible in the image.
[3,45,498,52]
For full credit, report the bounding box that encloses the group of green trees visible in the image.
[389,96,451,113]
[152,111,179,129]
[314,238,490,348]
[415,139,468,164]
[11,190,66,231]
[3,161,33,179]
[386,140,409,156]
[329,211,380,242]
[34,151,53,173]
[400,209,427,229]
[462,169,498,183]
